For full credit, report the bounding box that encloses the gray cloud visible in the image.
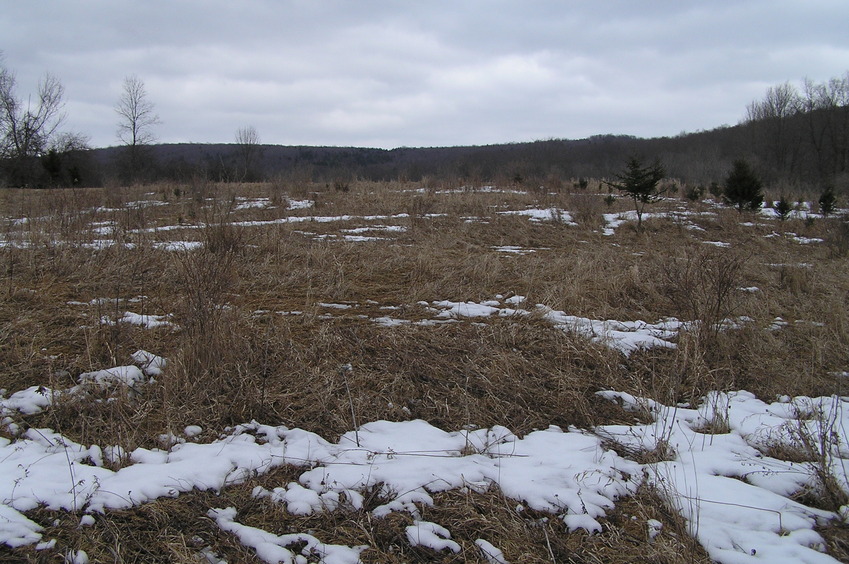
[3,1,848,149]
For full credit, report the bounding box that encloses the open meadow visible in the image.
[1,180,848,563]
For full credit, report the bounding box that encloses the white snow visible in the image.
[184,425,203,438]
[101,311,174,329]
[293,295,739,356]
[492,245,539,254]
[647,518,662,540]
[1,386,53,415]
[0,505,43,548]
[792,235,824,244]
[0,353,847,563]
[406,520,460,553]
[499,208,577,225]
[475,538,509,563]
[131,350,167,376]
[209,507,367,564]
[152,240,204,251]
[433,300,503,318]
[234,197,271,210]
[78,365,145,387]
[595,390,848,563]
[538,306,681,354]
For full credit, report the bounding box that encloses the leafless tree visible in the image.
[745,82,802,176]
[235,125,262,181]
[0,55,66,185]
[50,131,90,154]
[115,75,159,146]
[115,75,160,182]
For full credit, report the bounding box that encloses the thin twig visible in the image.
[340,364,359,447]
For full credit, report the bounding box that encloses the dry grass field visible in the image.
[1,180,848,562]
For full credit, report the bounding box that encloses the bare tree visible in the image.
[42,132,91,187]
[235,125,262,181]
[0,55,66,186]
[745,82,802,176]
[116,75,159,146]
[115,75,160,183]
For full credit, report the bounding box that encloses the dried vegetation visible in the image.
[1,180,848,562]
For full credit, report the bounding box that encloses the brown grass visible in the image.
[2,180,848,561]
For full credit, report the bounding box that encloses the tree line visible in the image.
[744,73,849,186]
[0,54,263,188]
[2,54,848,195]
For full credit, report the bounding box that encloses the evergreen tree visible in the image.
[774,196,792,220]
[606,156,666,230]
[723,160,764,212]
[819,186,837,217]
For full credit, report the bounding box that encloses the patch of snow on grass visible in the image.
[101,311,174,329]
[406,520,460,553]
[492,245,538,254]
[209,507,366,564]
[0,505,43,548]
[475,538,508,563]
[1,386,53,415]
[152,240,203,251]
[1,363,847,564]
[78,366,145,387]
[234,197,271,210]
[538,306,681,355]
[792,235,824,244]
[499,208,577,225]
[130,350,167,376]
[596,390,847,564]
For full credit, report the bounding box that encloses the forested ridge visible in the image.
[4,71,849,194]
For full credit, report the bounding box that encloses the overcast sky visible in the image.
[3,1,848,149]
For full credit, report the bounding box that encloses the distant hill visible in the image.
[10,106,848,193]
[84,126,751,188]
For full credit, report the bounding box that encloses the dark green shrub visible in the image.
[775,196,792,220]
[819,186,837,217]
[723,160,764,212]
[685,184,705,201]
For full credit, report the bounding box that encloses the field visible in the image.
[1,179,848,563]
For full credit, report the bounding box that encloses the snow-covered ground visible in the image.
[0,360,846,563]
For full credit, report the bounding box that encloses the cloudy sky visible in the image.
[3,1,848,149]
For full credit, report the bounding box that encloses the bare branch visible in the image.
[235,125,262,181]
[115,75,160,147]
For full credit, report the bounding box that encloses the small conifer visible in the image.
[723,160,764,212]
[819,186,837,217]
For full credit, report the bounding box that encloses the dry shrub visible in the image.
[164,247,253,428]
[778,263,811,294]
[825,219,849,257]
[661,245,747,344]
[760,397,849,512]
[407,193,437,230]
[818,521,849,563]
[203,221,245,255]
[568,193,606,228]
[181,314,620,440]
